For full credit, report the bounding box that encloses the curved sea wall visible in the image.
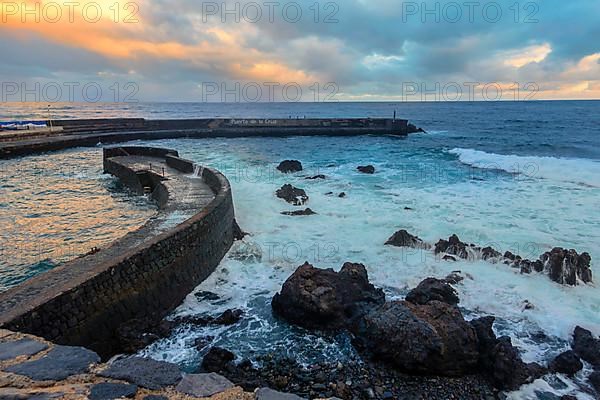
[0,146,238,358]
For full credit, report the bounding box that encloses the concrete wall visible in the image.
[1,147,237,358]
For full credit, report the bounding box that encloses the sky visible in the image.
[0,0,599,102]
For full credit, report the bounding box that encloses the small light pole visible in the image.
[47,105,54,132]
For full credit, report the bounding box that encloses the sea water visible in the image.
[1,100,599,398]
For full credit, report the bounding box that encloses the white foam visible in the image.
[449,148,600,187]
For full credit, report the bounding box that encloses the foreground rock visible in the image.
[470,316,546,391]
[352,300,479,376]
[549,351,583,376]
[281,208,316,216]
[272,262,385,330]
[385,230,431,250]
[176,373,235,397]
[277,160,303,173]
[405,278,459,305]
[572,326,600,366]
[256,387,306,400]
[357,165,375,174]
[276,184,309,206]
[99,357,182,390]
[541,248,592,285]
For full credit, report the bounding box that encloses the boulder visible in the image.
[405,278,459,305]
[351,300,479,376]
[541,248,593,285]
[213,309,243,325]
[357,165,375,174]
[202,347,235,373]
[589,370,600,392]
[176,373,234,397]
[277,160,303,173]
[272,262,385,330]
[89,383,137,400]
[549,350,583,376]
[281,208,317,216]
[572,326,600,366]
[385,230,431,250]
[434,235,470,259]
[470,316,546,390]
[256,387,307,400]
[117,318,175,353]
[276,184,308,206]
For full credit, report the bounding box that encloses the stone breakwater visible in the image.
[0,146,240,358]
[0,328,335,399]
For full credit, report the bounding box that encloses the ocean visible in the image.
[1,100,599,399]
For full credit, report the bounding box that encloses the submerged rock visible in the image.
[281,208,317,216]
[305,174,326,180]
[229,240,263,263]
[352,300,479,376]
[277,160,303,173]
[549,350,583,376]
[541,248,592,285]
[405,278,459,305]
[385,230,431,250]
[357,165,375,174]
[202,347,235,373]
[276,184,309,206]
[572,326,600,366]
[271,262,385,330]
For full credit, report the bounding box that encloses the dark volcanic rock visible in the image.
[276,184,308,206]
[89,382,137,400]
[305,175,325,180]
[277,160,303,173]
[202,347,235,373]
[117,318,175,353]
[357,165,375,174]
[352,300,479,376]
[99,357,182,390]
[541,248,593,285]
[281,208,317,216]
[405,278,460,305]
[256,387,306,400]
[470,316,545,390]
[213,309,243,325]
[5,345,100,381]
[271,262,385,330]
[589,370,600,392]
[481,246,502,260]
[385,230,431,250]
[338,192,346,198]
[572,326,600,366]
[434,235,470,259]
[549,350,583,376]
[233,220,247,240]
[0,338,48,361]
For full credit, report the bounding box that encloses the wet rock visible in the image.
[0,338,48,361]
[117,318,175,353]
[338,192,346,198]
[481,246,502,260]
[572,326,600,366]
[256,387,307,400]
[588,371,600,392]
[470,316,545,390]
[305,175,326,180]
[272,262,385,330]
[4,345,100,381]
[176,373,234,397]
[385,230,431,250]
[194,336,214,350]
[443,255,458,262]
[202,347,235,373]
[213,309,243,325]
[276,184,309,206]
[281,208,317,216]
[195,291,220,302]
[559,396,578,400]
[434,235,470,259]
[541,248,593,285]
[405,278,459,306]
[233,220,247,240]
[444,272,464,285]
[277,160,303,173]
[89,382,137,400]
[549,351,583,376]
[357,165,375,174]
[99,357,182,390]
[352,300,479,376]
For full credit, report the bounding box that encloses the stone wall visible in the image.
[1,147,237,358]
